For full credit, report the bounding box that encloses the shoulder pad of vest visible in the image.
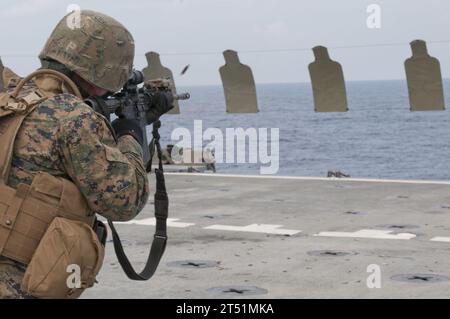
[0,89,47,117]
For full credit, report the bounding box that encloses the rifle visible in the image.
[85,69,190,164]
[85,70,190,281]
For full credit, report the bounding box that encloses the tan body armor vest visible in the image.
[0,69,95,265]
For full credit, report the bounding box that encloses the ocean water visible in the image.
[153,80,450,180]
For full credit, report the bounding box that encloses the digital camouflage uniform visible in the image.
[0,71,149,298]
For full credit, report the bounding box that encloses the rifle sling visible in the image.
[108,120,168,281]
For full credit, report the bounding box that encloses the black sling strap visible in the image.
[107,120,168,281]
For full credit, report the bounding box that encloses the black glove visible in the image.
[146,91,174,124]
[111,118,144,147]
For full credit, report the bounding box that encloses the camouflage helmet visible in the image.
[39,10,135,93]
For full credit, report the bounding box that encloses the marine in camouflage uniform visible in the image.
[0,10,160,298]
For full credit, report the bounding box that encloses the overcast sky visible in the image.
[1,0,449,86]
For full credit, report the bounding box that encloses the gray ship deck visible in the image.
[84,173,450,299]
